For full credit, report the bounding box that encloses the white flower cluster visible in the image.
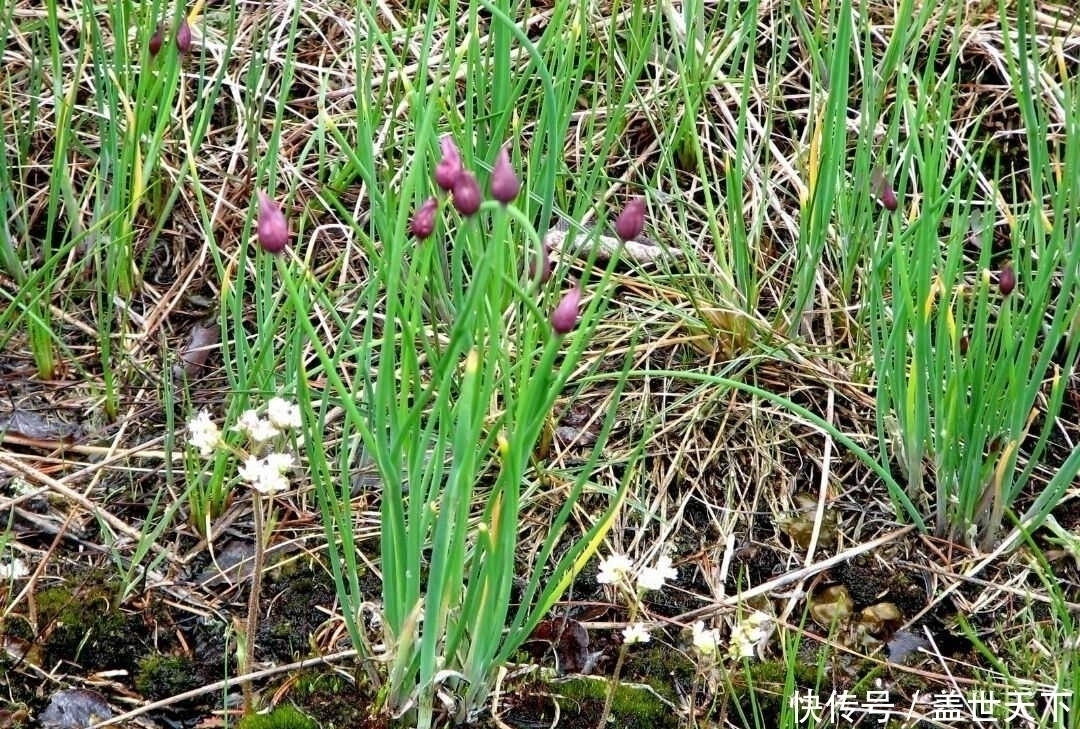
[238,453,295,495]
[186,397,302,494]
[596,553,678,593]
[187,410,223,456]
[691,620,721,656]
[597,552,679,647]
[234,397,302,442]
[594,552,773,661]
[728,610,772,660]
[690,610,772,661]
[622,622,651,645]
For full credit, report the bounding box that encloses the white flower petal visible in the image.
[187,410,222,456]
[264,452,294,472]
[622,622,651,645]
[234,410,278,442]
[266,397,302,430]
[0,558,29,580]
[691,621,720,656]
[596,554,634,585]
[238,455,263,484]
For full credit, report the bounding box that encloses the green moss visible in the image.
[622,643,696,701]
[736,657,821,688]
[283,670,380,728]
[35,584,109,623]
[237,705,319,729]
[134,654,199,700]
[720,657,829,726]
[0,614,34,641]
[36,584,144,671]
[258,569,336,662]
[555,677,681,729]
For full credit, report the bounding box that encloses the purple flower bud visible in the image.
[490,144,520,204]
[528,241,553,284]
[998,265,1016,296]
[176,18,192,54]
[435,135,463,191]
[452,170,483,216]
[614,197,646,241]
[410,197,439,239]
[149,27,164,56]
[551,282,582,335]
[256,191,289,254]
[871,167,897,211]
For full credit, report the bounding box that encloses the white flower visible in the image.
[263,452,295,472]
[238,453,292,494]
[729,611,771,660]
[729,628,755,659]
[596,554,634,585]
[0,558,29,580]
[237,455,263,483]
[744,610,771,632]
[691,620,720,657]
[266,397,302,430]
[622,622,651,644]
[187,410,222,456]
[637,554,678,591]
[234,409,278,442]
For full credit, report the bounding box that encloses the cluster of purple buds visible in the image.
[148,17,192,56]
[414,135,520,237]
[410,197,439,239]
[177,18,192,53]
[490,146,521,203]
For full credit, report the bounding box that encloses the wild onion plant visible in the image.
[866,13,1080,548]
[279,131,630,726]
[226,1,652,723]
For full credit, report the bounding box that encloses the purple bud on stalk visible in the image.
[998,265,1016,296]
[256,191,289,254]
[490,144,520,204]
[452,170,483,216]
[551,282,582,335]
[871,167,898,211]
[410,197,439,239]
[529,241,553,284]
[176,18,192,54]
[435,135,464,191]
[614,197,646,241]
[149,27,164,56]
